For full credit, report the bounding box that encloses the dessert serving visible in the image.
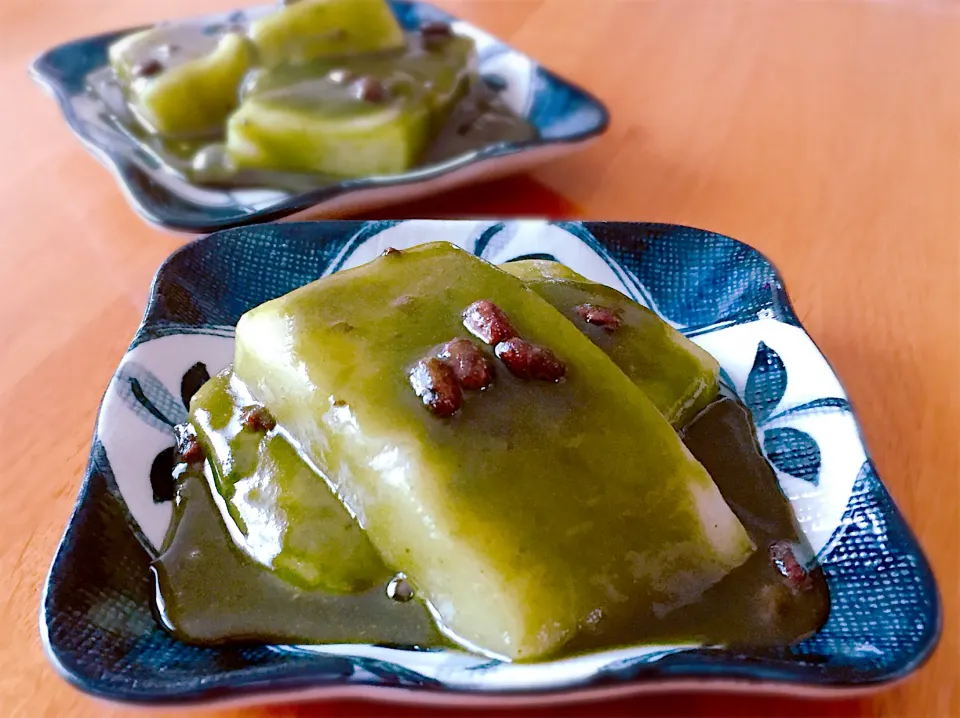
[95,0,537,190]
[155,242,829,661]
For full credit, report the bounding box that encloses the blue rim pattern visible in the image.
[29,3,610,233]
[41,221,941,706]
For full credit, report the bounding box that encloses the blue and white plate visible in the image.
[30,3,609,233]
[42,220,940,709]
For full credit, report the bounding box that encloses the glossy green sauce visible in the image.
[153,394,829,653]
[91,23,537,191]
[231,243,757,662]
[153,468,445,647]
[515,277,720,427]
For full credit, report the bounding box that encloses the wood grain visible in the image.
[0,1,957,716]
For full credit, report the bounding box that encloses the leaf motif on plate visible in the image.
[745,341,787,423]
[115,361,187,429]
[763,426,822,485]
[504,252,559,263]
[180,362,211,410]
[150,445,178,503]
[768,397,852,421]
[482,73,508,92]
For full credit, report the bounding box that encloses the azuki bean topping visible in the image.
[439,338,494,390]
[495,337,566,382]
[241,405,277,432]
[462,300,517,345]
[410,357,462,416]
[132,59,164,78]
[575,303,621,332]
[352,76,388,103]
[769,540,813,591]
[175,424,205,464]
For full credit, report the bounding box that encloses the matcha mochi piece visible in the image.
[231,243,753,660]
[500,262,720,427]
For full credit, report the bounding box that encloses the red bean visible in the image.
[352,76,388,103]
[132,59,164,78]
[575,303,622,332]
[495,338,566,382]
[769,540,813,591]
[462,300,517,345]
[175,428,205,465]
[410,357,462,417]
[421,21,453,38]
[421,21,453,49]
[241,405,277,432]
[439,338,494,390]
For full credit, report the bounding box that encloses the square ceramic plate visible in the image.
[42,220,940,710]
[30,3,609,233]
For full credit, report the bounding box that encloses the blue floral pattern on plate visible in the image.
[41,221,940,708]
[29,3,609,233]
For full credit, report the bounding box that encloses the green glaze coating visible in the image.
[499,259,589,283]
[161,395,827,652]
[189,370,387,592]
[153,463,445,647]
[226,34,477,177]
[249,0,406,68]
[109,29,255,137]
[231,242,753,660]
[103,1,537,184]
[499,262,720,427]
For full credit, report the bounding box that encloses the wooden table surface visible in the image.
[1,0,957,716]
